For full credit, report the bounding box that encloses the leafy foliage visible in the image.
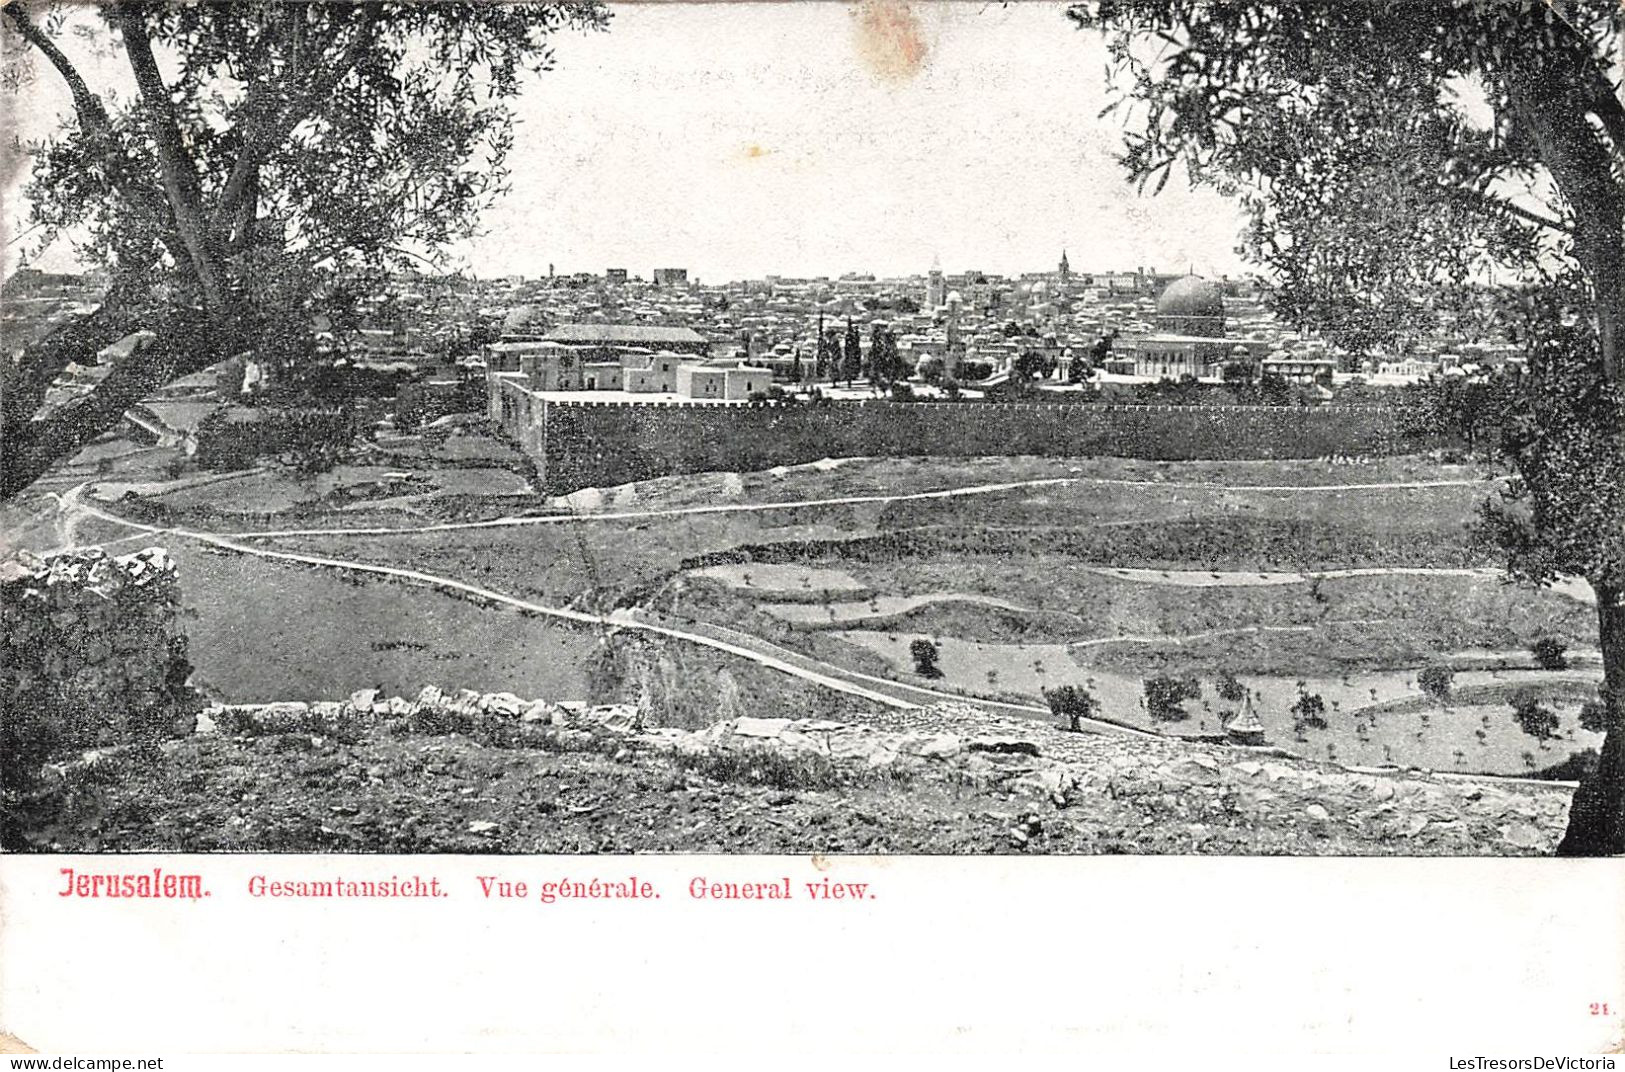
[1290,691,1329,732]
[1,1,609,496]
[1477,310,1625,596]
[908,639,942,679]
[1510,689,1561,742]
[1417,664,1455,702]
[1529,637,1571,672]
[1143,675,1200,723]
[1045,684,1101,732]
[1396,373,1514,455]
[1579,699,1612,735]
[1073,0,1625,854]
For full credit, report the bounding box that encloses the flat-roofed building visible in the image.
[486,340,585,390]
[676,361,772,400]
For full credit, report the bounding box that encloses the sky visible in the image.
[3,1,1252,284]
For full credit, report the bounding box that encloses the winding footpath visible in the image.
[171,472,1490,541]
[53,478,1597,785]
[63,483,1154,736]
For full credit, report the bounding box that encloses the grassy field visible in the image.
[165,544,600,703]
[29,435,1607,778]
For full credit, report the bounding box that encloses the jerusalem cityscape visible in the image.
[2,0,1623,861]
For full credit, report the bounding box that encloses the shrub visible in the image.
[1530,637,1569,670]
[889,382,916,402]
[908,639,942,679]
[1144,675,1201,723]
[1291,691,1329,731]
[1215,671,1246,704]
[1044,684,1100,732]
[1417,664,1455,702]
[1,687,74,791]
[1510,689,1561,741]
[1578,699,1612,734]
[194,405,353,474]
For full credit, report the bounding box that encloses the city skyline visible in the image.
[4,2,1251,285]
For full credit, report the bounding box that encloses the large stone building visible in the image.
[1129,274,1237,380]
[539,323,708,361]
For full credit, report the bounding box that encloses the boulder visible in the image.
[589,704,640,733]
[348,688,380,713]
[775,729,833,758]
[520,700,557,724]
[1501,822,1545,850]
[732,717,792,740]
[1166,755,1223,785]
[828,731,885,763]
[1013,766,1078,802]
[1305,804,1331,822]
[896,733,962,760]
[481,692,524,718]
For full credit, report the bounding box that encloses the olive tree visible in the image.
[2,1,608,498]
[1073,0,1625,854]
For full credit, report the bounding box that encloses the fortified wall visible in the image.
[1,547,198,774]
[491,373,1417,495]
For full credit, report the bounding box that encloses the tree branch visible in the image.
[113,1,230,312]
[0,308,124,449]
[0,316,224,501]
[1443,182,1575,236]
[212,4,381,239]
[4,3,113,136]
[2,2,189,267]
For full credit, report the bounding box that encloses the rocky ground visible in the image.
[2,689,1573,855]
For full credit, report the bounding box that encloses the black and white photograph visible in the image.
[1,0,1624,1056]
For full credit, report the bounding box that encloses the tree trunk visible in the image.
[0,318,223,501]
[1557,584,1625,856]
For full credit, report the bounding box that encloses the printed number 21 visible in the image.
[1590,1003,1611,1016]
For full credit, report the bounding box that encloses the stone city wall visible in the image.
[491,375,1419,494]
[2,547,197,774]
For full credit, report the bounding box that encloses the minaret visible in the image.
[926,254,945,310]
[1059,249,1071,283]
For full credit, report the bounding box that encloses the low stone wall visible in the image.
[1,547,198,777]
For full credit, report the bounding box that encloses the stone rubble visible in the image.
[2,547,198,756]
[186,687,1577,854]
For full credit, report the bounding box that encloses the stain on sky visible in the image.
[852,0,928,83]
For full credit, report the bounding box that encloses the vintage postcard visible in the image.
[1,0,1623,1057]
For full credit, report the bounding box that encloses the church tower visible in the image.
[1058,249,1071,283]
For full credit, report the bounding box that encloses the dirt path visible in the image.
[62,483,1597,788]
[66,483,1168,738]
[188,472,1491,541]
